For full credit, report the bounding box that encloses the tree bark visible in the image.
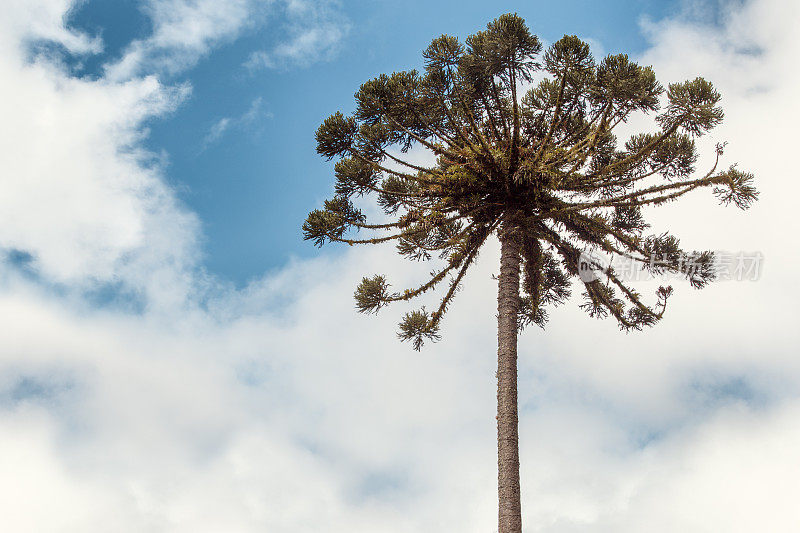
[497,227,522,533]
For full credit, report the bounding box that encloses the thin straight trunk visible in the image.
[497,228,522,533]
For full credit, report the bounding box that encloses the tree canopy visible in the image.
[304,13,758,350]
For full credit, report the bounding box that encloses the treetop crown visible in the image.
[304,13,758,349]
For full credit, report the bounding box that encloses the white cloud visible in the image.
[1,0,799,532]
[201,97,271,148]
[5,0,103,54]
[202,117,232,146]
[105,0,269,80]
[245,0,349,70]
[0,3,197,301]
[102,0,349,79]
[242,96,270,122]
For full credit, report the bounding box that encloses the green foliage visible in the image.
[304,13,757,349]
[713,166,759,209]
[658,77,724,136]
[397,308,441,351]
[463,14,542,83]
[315,112,358,159]
[543,35,592,76]
[592,54,662,114]
[611,205,648,234]
[518,238,571,329]
[355,275,391,313]
[334,158,378,198]
[302,197,365,247]
[649,133,698,178]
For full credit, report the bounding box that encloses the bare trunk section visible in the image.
[497,228,522,533]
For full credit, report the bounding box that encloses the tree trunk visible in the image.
[497,228,522,533]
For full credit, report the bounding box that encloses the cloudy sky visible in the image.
[1,0,798,531]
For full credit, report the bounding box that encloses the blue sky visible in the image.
[64,0,685,285]
[1,0,799,531]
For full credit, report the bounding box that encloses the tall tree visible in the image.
[304,13,757,533]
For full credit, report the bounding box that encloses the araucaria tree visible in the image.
[304,13,757,533]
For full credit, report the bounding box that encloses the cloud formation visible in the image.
[0,0,799,531]
[0,8,196,296]
[105,0,267,80]
[201,97,270,149]
[245,0,350,70]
